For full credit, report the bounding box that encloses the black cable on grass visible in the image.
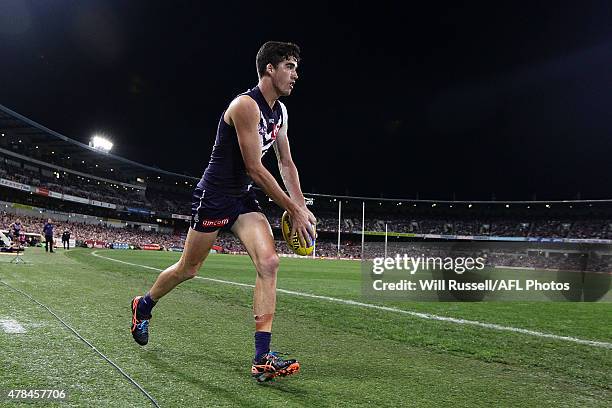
[0,279,160,408]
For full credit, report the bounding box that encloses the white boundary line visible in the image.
[0,318,26,334]
[91,251,612,349]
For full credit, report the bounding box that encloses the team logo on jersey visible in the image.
[259,112,282,157]
[258,120,267,138]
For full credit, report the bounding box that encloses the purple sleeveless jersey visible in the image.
[197,86,284,196]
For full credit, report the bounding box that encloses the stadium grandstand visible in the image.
[0,103,196,248]
[2,102,612,264]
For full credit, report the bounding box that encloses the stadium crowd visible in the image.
[0,160,146,207]
[271,215,612,239]
[3,212,612,272]
[0,212,363,257]
[0,156,188,213]
[0,213,184,249]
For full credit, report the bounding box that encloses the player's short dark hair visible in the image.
[256,41,300,78]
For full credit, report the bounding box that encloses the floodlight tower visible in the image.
[89,135,113,153]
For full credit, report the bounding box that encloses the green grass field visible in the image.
[0,247,610,407]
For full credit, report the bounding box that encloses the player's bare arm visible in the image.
[228,95,314,245]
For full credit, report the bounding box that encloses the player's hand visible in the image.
[289,205,316,248]
[304,207,317,244]
[303,206,316,227]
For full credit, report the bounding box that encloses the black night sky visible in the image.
[1,1,611,201]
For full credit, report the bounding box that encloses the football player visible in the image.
[131,41,315,382]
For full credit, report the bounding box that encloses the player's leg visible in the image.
[232,212,278,330]
[131,227,218,345]
[149,228,218,300]
[231,212,300,382]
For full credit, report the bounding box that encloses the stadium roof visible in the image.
[0,104,198,182]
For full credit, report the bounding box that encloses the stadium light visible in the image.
[90,135,113,152]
